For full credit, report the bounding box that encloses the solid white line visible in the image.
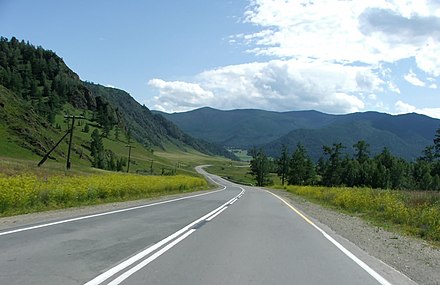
[84,187,245,285]
[0,189,225,237]
[229,198,238,205]
[206,206,228,221]
[107,229,197,285]
[267,191,392,285]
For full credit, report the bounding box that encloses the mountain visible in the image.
[155,107,334,148]
[0,37,235,163]
[157,107,440,161]
[84,83,237,160]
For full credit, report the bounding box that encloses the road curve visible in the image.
[0,166,415,285]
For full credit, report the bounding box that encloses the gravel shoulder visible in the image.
[268,188,440,285]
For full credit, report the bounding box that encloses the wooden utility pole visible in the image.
[149,159,154,175]
[65,115,85,170]
[126,145,135,173]
[38,115,84,169]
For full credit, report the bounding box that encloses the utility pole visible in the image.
[126,145,135,173]
[65,115,85,170]
[149,159,154,175]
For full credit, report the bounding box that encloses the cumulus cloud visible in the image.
[404,70,426,86]
[241,0,440,74]
[148,79,214,112]
[395,100,440,118]
[149,59,386,113]
[149,0,440,114]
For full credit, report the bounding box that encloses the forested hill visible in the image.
[0,37,235,160]
[84,83,237,159]
[157,107,440,161]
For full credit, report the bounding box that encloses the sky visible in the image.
[1,0,439,118]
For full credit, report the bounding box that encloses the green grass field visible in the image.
[205,163,254,185]
[0,173,208,216]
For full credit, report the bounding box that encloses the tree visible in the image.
[82,123,90,133]
[115,126,120,141]
[353,140,370,163]
[276,144,289,185]
[434,127,440,158]
[90,129,105,169]
[341,157,360,187]
[288,143,315,185]
[321,143,345,186]
[249,147,272,186]
[419,145,436,163]
[126,127,132,144]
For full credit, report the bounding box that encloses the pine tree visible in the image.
[249,147,272,186]
[90,129,105,169]
[321,143,345,186]
[434,127,440,158]
[276,144,289,185]
[288,143,315,185]
[353,140,370,163]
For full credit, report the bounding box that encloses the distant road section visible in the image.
[0,167,415,285]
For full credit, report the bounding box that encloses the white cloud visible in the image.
[148,0,440,115]
[415,39,440,76]
[404,70,426,86]
[395,100,417,113]
[149,59,387,114]
[387,81,401,93]
[394,100,440,118]
[241,0,440,75]
[148,79,214,112]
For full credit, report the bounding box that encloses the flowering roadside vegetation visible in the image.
[0,173,207,216]
[274,185,440,242]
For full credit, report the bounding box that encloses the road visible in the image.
[0,166,415,285]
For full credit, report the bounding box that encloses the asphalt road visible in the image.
[0,167,415,285]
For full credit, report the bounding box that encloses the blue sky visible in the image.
[1,0,439,118]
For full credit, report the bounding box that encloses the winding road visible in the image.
[0,166,415,284]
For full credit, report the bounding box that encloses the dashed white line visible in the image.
[0,188,225,237]
[84,187,245,285]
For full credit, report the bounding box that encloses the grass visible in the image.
[273,185,440,242]
[227,148,252,162]
[205,163,255,185]
[0,172,208,217]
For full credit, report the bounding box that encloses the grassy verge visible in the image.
[0,173,208,217]
[273,185,440,242]
[205,163,254,185]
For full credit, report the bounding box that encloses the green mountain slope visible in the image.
[84,83,237,160]
[158,107,440,161]
[0,36,235,169]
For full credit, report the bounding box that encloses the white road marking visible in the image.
[84,187,245,285]
[267,191,392,285]
[229,198,238,205]
[0,188,225,237]
[107,229,197,285]
[206,206,228,221]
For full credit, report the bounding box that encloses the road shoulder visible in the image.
[266,188,440,285]
[0,188,217,232]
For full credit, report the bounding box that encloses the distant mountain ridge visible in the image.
[156,107,440,161]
